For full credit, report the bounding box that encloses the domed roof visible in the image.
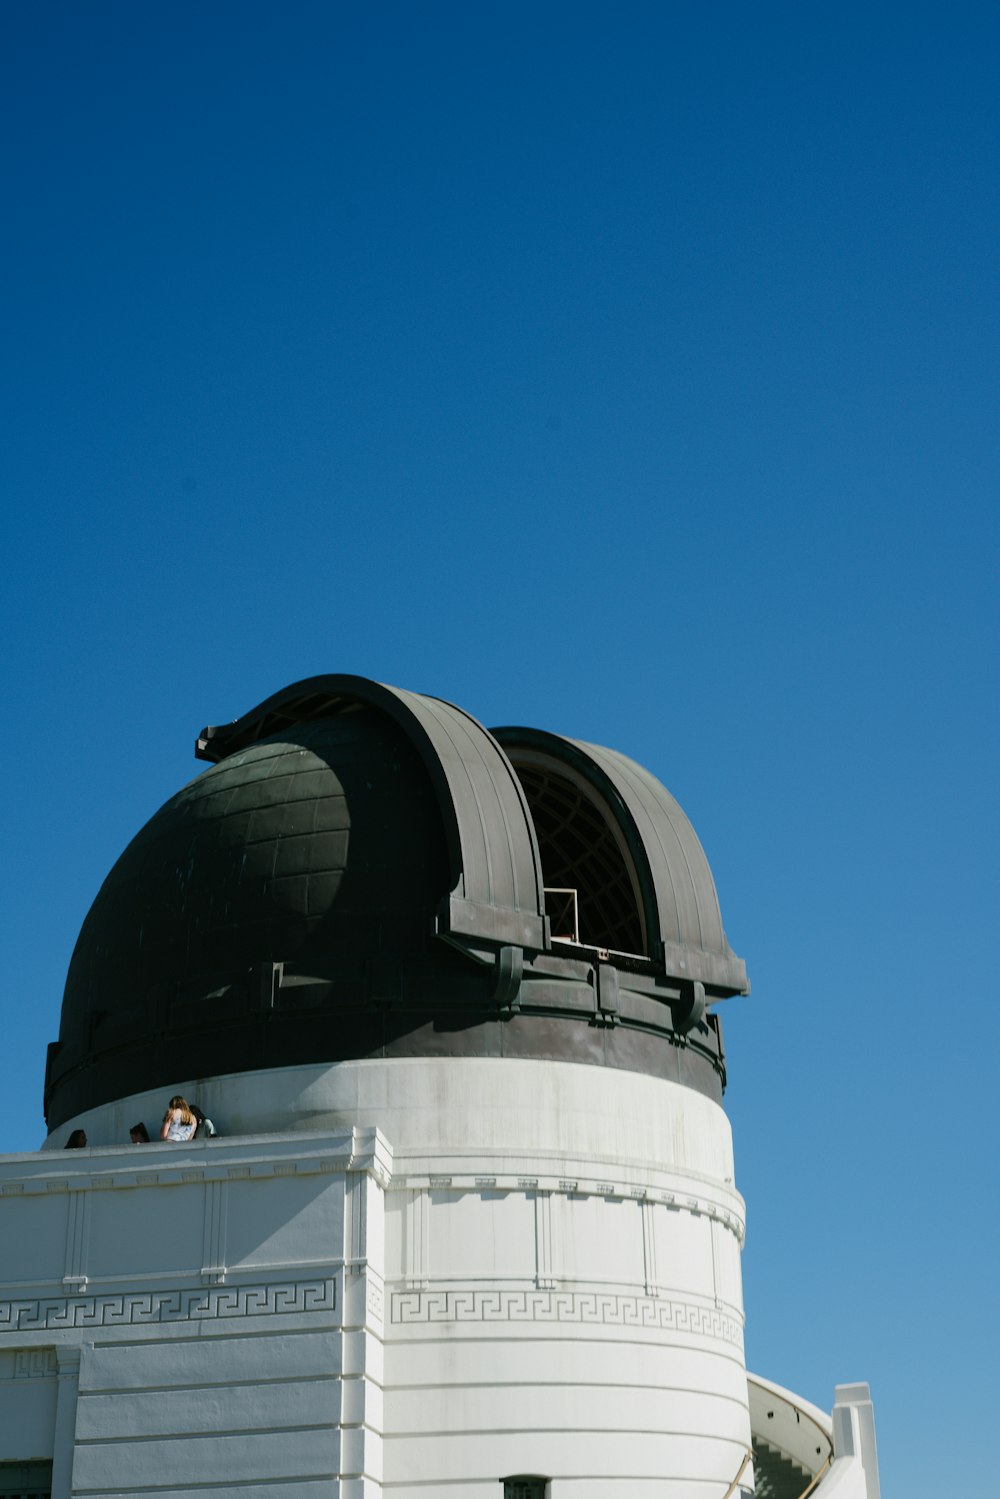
[46,676,747,1127]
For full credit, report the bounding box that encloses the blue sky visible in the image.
[3,3,997,1492]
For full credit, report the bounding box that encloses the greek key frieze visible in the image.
[0,1278,336,1334]
[389,1288,742,1346]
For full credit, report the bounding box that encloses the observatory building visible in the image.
[0,675,880,1498]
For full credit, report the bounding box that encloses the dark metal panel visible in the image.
[399,688,545,926]
[563,737,747,993]
[583,740,718,951]
[197,675,547,948]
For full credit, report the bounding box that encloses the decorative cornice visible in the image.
[391,1173,744,1242]
[0,1127,393,1198]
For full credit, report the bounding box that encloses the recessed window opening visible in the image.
[511,757,646,955]
[502,1479,548,1499]
[0,1459,53,1499]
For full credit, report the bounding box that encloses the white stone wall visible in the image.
[372,1061,749,1497]
[0,1128,388,1498]
[4,1057,751,1495]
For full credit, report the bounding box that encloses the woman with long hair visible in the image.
[160,1095,197,1142]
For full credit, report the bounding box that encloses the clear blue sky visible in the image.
[3,3,997,1492]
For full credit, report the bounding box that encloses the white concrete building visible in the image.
[0,675,880,1498]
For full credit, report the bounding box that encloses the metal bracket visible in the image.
[593,962,620,1025]
[492,945,523,1011]
[673,979,707,1035]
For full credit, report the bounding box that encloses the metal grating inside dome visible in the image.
[513,761,644,955]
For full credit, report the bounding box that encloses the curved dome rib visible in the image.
[197,675,547,949]
[578,741,746,991]
[492,727,747,995]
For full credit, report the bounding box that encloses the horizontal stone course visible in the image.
[71,1426,342,1491]
[75,1378,341,1440]
[77,1487,340,1499]
[80,1329,342,1391]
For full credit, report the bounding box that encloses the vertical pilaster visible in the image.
[51,1344,82,1499]
[710,1217,721,1308]
[62,1187,89,1293]
[342,1161,385,1498]
[201,1178,228,1284]
[404,1188,428,1290]
[535,1191,555,1289]
[641,1199,659,1296]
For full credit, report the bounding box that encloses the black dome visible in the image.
[46,676,747,1126]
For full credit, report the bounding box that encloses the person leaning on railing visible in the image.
[160,1096,197,1142]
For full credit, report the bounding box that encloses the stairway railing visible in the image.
[721,1447,753,1499]
[798,1454,833,1497]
